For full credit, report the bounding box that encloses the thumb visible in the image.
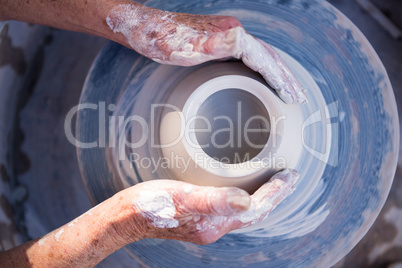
[183,185,251,216]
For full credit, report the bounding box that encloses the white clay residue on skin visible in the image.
[262,179,329,239]
[235,28,306,104]
[238,200,274,225]
[191,170,299,233]
[67,218,78,227]
[195,217,221,235]
[55,228,64,242]
[106,5,140,46]
[38,236,47,246]
[168,27,238,66]
[106,4,172,62]
[183,185,193,194]
[106,4,306,104]
[192,214,201,223]
[236,169,299,226]
[135,190,179,228]
[169,26,306,104]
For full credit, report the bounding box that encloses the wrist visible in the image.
[104,187,147,248]
[104,3,174,61]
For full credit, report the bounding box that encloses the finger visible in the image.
[181,185,251,216]
[258,40,307,104]
[237,31,307,104]
[235,169,300,226]
[253,168,299,202]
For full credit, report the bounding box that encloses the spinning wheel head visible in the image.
[77,0,399,267]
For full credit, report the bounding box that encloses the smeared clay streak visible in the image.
[236,169,299,226]
[191,170,299,232]
[67,218,78,227]
[183,185,193,194]
[38,236,47,246]
[55,228,64,242]
[135,190,179,228]
[106,4,306,103]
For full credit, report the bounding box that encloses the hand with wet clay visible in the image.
[114,169,299,245]
[106,4,307,103]
[0,169,299,266]
[0,0,303,266]
[0,0,306,104]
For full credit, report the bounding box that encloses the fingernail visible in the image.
[227,189,250,213]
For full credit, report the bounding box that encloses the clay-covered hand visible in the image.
[113,169,299,245]
[106,4,306,104]
[0,169,299,267]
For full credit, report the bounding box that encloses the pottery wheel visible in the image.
[76,0,399,267]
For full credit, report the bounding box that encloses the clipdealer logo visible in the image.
[64,101,340,167]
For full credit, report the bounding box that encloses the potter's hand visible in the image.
[106,5,307,104]
[0,169,299,267]
[113,169,299,245]
[0,0,306,104]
